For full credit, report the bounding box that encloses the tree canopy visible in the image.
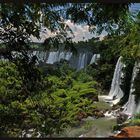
[0,2,140,138]
[0,3,133,52]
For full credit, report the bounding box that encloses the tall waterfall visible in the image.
[90,54,100,64]
[108,56,124,101]
[98,56,124,106]
[47,51,72,64]
[31,51,72,64]
[29,51,49,63]
[46,51,59,64]
[77,53,89,70]
[123,62,140,115]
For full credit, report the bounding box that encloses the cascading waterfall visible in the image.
[58,51,72,61]
[37,51,48,62]
[36,50,90,70]
[47,51,60,64]
[107,56,124,105]
[96,54,101,64]
[77,53,87,70]
[28,50,49,63]
[136,101,140,113]
[98,56,124,107]
[0,49,100,70]
[35,51,97,70]
[90,54,100,64]
[37,50,72,64]
[123,62,140,115]
[101,57,125,117]
[65,52,73,61]
[90,54,96,64]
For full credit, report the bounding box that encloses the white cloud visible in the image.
[65,20,95,42]
[31,20,107,43]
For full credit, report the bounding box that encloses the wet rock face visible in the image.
[77,111,88,121]
[114,126,140,137]
[116,113,128,124]
[112,104,121,110]
[81,94,98,102]
[92,95,99,102]
[93,110,105,118]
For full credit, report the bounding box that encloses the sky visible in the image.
[31,3,140,43]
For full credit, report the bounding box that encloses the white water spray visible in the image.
[90,54,100,64]
[100,56,124,106]
[123,62,140,115]
[108,56,124,100]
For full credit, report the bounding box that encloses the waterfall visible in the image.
[123,62,140,115]
[98,56,124,106]
[28,50,49,63]
[47,51,60,64]
[77,53,87,70]
[96,54,101,60]
[0,49,97,70]
[90,54,96,64]
[57,51,65,61]
[37,51,48,62]
[136,101,140,113]
[64,52,72,61]
[69,52,90,70]
[108,56,124,101]
[90,54,100,64]
[101,57,126,117]
[46,51,72,64]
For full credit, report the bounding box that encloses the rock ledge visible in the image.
[113,126,140,138]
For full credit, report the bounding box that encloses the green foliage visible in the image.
[40,63,102,129]
[133,69,140,104]
[47,75,73,90]
[0,62,49,137]
[1,3,140,138]
[44,77,99,127]
[86,63,114,91]
[118,12,140,61]
[72,70,93,83]
[39,62,75,78]
[129,119,140,126]
[0,61,23,103]
[58,62,75,76]
[0,61,102,137]
[65,3,131,35]
[90,101,111,111]
[128,114,140,126]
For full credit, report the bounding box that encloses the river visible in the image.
[57,98,118,138]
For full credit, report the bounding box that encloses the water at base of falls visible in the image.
[97,57,125,108]
[99,60,140,120]
[78,117,117,137]
[98,95,121,107]
[57,116,117,138]
[97,57,126,119]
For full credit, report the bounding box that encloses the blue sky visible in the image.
[32,3,140,43]
[129,3,140,12]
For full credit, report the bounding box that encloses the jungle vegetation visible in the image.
[0,3,140,137]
